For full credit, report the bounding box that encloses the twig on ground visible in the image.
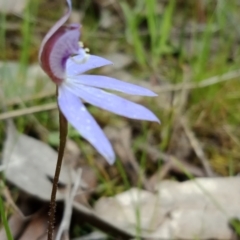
[155,69,240,93]
[180,117,215,177]
[157,161,173,180]
[56,169,82,240]
[154,150,205,177]
[0,102,57,120]
[138,143,205,191]
[2,187,26,219]
[6,90,55,106]
[72,201,135,239]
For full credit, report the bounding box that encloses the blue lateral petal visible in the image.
[64,82,160,122]
[58,86,115,164]
[66,53,113,76]
[68,75,157,96]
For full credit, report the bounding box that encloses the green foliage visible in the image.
[0,196,13,240]
[120,0,176,68]
[19,0,39,72]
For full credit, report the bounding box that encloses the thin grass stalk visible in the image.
[0,196,13,240]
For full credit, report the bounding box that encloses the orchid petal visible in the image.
[69,75,157,96]
[39,0,72,62]
[48,28,80,80]
[58,86,115,164]
[65,83,160,122]
[66,53,112,75]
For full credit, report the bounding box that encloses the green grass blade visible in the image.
[156,0,176,56]
[120,2,146,66]
[0,12,6,60]
[0,196,13,240]
[20,0,39,72]
[116,159,130,189]
[145,0,157,54]
[194,16,214,80]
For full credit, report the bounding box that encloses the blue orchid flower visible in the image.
[39,0,159,164]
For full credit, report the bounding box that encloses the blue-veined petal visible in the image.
[68,74,157,96]
[66,53,112,75]
[58,86,115,164]
[64,82,160,122]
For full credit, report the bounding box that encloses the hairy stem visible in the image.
[48,89,68,240]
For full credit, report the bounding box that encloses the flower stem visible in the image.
[48,89,68,240]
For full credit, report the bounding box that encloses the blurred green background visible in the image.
[1,0,240,238]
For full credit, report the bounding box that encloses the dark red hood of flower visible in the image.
[40,24,80,84]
